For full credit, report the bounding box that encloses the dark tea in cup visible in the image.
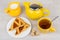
[38,18,55,33]
[39,19,51,29]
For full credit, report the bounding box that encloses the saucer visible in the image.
[7,17,31,38]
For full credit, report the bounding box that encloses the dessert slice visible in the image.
[9,18,19,31]
[9,17,30,35]
[15,24,30,35]
[9,17,25,31]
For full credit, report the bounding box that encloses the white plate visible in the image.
[7,17,31,38]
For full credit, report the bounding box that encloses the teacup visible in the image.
[38,17,55,33]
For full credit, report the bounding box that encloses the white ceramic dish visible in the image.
[7,17,31,38]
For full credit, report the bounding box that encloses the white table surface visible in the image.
[0,0,60,40]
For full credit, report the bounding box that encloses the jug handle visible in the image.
[42,8,50,16]
[5,8,10,13]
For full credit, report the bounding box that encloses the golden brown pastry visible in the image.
[9,17,30,35]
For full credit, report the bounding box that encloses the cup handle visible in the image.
[42,8,50,16]
[49,27,56,32]
[5,8,9,13]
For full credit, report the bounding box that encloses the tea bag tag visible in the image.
[31,29,39,36]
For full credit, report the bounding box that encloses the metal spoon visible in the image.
[52,16,59,22]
